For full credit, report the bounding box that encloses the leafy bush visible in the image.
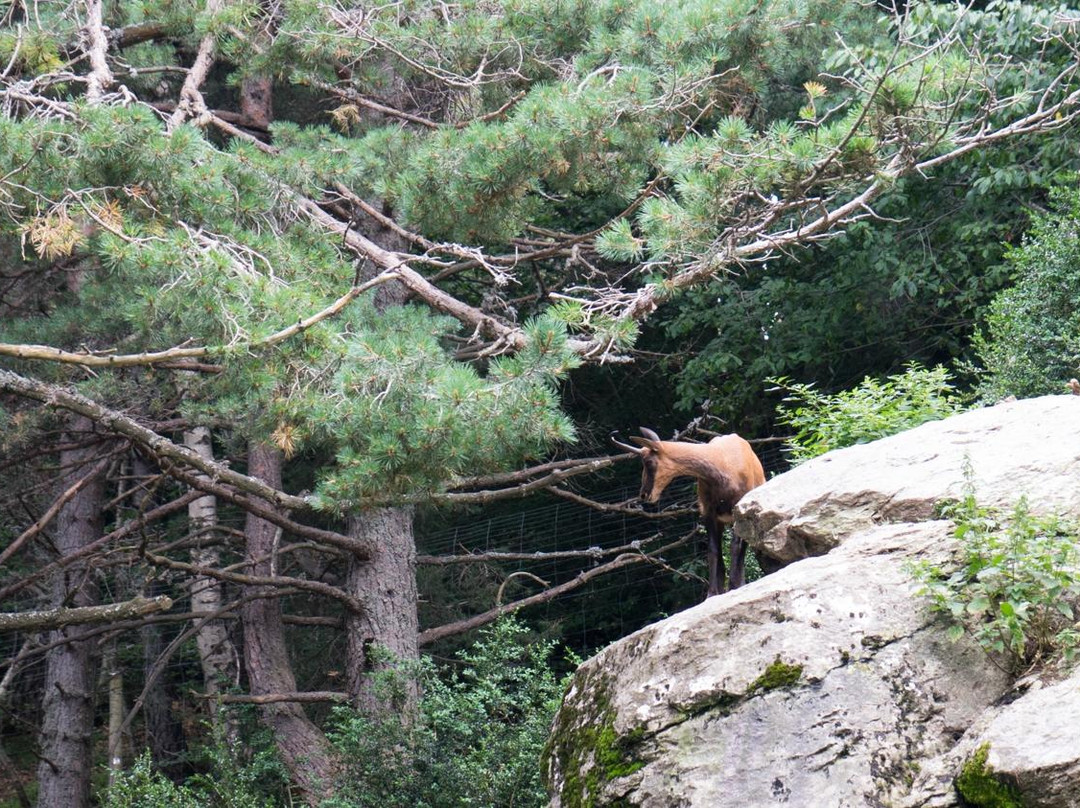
[771,363,966,463]
[104,752,202,808]
[912,481,1080,671]
[104,711,287,808]
[973,184,1080,401]
[323,616,571,808]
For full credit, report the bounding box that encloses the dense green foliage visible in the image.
[658,1,1080,430]
[105,725,289,808]
[101,618,564,808]
[772,364,966,463]
[974,185,1080,401]
[913,481,1080,671]
[325,618,567,808]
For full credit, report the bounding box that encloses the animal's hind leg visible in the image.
[706,521,724,597]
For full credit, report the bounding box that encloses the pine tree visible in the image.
[1,1,1079,804]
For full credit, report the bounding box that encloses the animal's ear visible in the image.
[629,435,660,451]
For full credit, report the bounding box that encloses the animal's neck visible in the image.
[664,449,731,487]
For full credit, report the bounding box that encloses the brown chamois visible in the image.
[613,427,765,597]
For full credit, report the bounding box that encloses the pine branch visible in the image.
[142,550,365,614]
[548,485,698,518]
[416,534,664,566]
[418,532,694,645]
[0,491,202,604]
[160,462,367,557]
[81,0,113,104]
[194,691,351,704]
[446,453,630,491]
[0,271,397,369]
[0,456,111,567]
[0,367,311,511]
[410,456,623,506]
[0,595,172,633]
[167,0,224,131]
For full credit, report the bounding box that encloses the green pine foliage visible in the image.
[771,363,966,463]
[0,99,580,508]
[973,185,1080,400]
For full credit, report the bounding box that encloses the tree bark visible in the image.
[183,426,240,740]
[344,507,419,714]
[35,416,108,808]
[240,443,335,804]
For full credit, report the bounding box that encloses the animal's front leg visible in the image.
[728,533,747,590]
[706,520,724,597]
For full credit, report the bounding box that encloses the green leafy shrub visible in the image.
[104,752,202,808]
[771,363,966,463]
[324,617,571,808]
[104,711,287,808]
[912,481,1080,671]
[973,184,1080,401]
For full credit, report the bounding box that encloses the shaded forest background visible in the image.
[1,0,1080,805]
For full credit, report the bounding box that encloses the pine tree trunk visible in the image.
[183,426,239,740]
[35,416,108,808]
[345,507,420,714]
[240,443,335,804]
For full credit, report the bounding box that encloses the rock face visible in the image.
[545,395,1080,807]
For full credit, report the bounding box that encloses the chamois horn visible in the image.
[610,430,645,455]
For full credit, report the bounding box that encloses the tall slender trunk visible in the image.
[124,452,188,774]
[183,426,239,739]
[138,582,186,778]
[240,443,335,804]
[345,507,419,714]
[105,640,125,790]
[35,416,108,808]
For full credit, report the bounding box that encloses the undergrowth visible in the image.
[912,473,1080,672]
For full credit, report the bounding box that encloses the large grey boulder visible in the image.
[738,394,1080,566]
[545,395,1080,807]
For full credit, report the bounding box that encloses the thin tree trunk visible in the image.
[35,416,108,808]
[241,443,335,804]
[122,452,188,774]
[139,583,186,778]
[345,507,419,715]
[183,426,239,740]
[105,640,125,790]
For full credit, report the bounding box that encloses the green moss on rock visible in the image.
[748,657,804,694]
[542,669,646,808]
[955,744,1024,808]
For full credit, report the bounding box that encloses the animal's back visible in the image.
[707,434,765,492]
